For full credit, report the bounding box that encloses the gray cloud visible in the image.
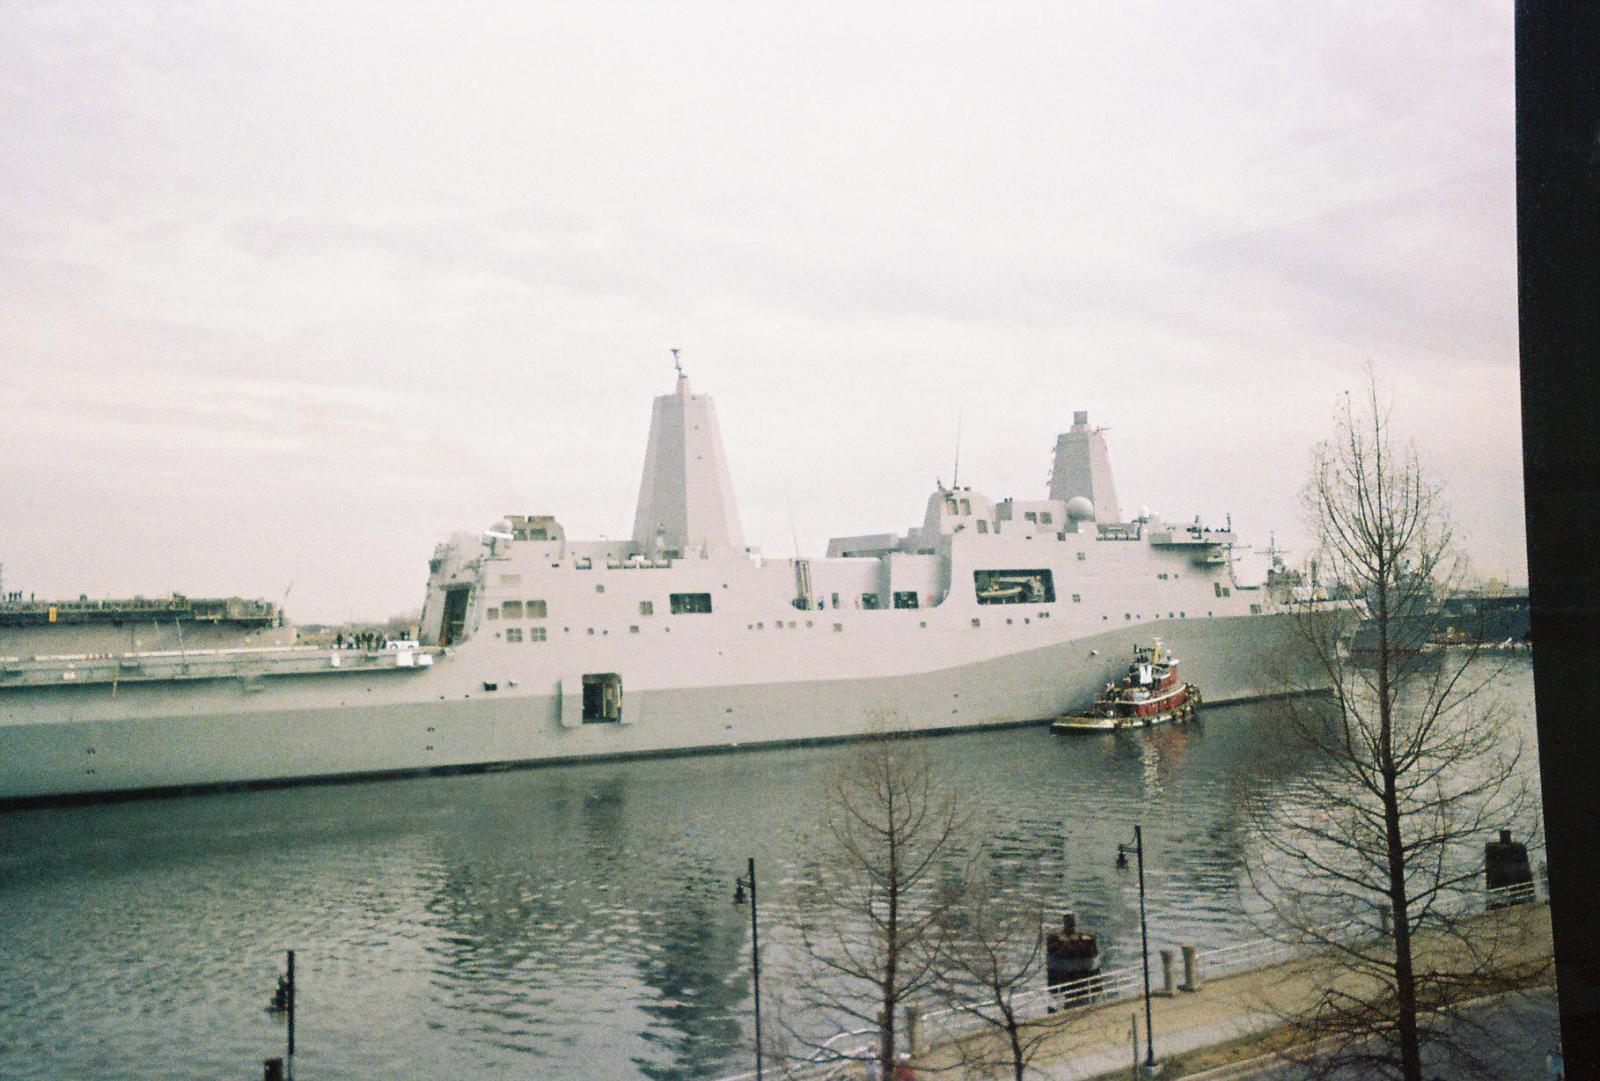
[0,1,1525,619]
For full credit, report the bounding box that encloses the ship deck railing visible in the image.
[0,597,279,621]
[0,643,438,688]
[8,644,327,663]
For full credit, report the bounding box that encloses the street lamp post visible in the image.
[266,949,296,1081]
[734,857,763,1081]
[1118,826,1157,1075]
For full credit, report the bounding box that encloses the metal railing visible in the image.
[709,877,1546,1081]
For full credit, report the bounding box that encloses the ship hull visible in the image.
[1,613,1311,806]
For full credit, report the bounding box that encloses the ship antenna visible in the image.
[671,347,684,379]
[785,484,802,560]
[952,409,963,489]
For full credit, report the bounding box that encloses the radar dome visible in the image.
[1065,496,1095,521]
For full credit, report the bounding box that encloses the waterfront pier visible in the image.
[742,896,1553,1081]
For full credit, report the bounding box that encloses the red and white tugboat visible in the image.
[1051,639,1201,733]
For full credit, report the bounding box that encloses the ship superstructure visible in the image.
[2,371,1304,805]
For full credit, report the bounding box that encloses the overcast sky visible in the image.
[1,2,1523,623]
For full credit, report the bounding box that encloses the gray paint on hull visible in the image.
[1,615,1314,804]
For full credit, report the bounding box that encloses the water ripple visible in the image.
[0,658,1540,1081]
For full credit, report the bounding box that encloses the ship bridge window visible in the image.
[582,673,623,723]
[893,591,919,609]
[974,569,1056,605]
[670,592,713,614]
[860,593,882,610]
[527,599,547,618]
[1024,511,1037,523]
[640,600,654,616]
[976,520,989,534]
[501,600,523,619]
[1040,512,1053,525]
[487,607,500,620]
[506,627,523,643]
[959,498,972,514]
[531,627,547,642]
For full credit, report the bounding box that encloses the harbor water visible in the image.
[0,655,1539,1081]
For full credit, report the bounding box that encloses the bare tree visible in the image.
[933,862,1071,1081]
[778,738,968,1079]
[1246,379,1540,1080]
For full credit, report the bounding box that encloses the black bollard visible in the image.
[263,1058,284,1081]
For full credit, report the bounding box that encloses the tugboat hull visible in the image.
[1051,685,1200,732]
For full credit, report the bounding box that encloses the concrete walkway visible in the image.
[915,903,1553,1080]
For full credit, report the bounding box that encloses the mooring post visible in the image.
[1180,944,1199,992]
[1159,949,1176,996]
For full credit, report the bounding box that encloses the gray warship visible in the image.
[1,370,1311,805]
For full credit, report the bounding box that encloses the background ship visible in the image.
[2,369,1316,806]
[0,592,292,657]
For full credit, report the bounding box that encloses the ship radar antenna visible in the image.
[952,410,963,489]
[785,483,802,561]
[671,347,685,379]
